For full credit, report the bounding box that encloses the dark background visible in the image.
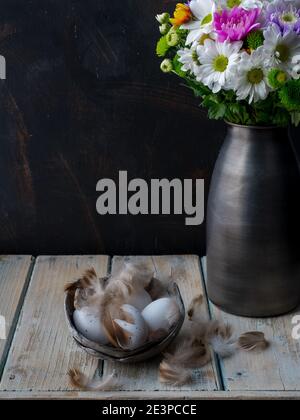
[0,0,298,256]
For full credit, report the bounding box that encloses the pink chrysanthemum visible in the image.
[214,7,261,43]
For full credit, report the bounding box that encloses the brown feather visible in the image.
[159,361,192,386]
[69,263,157,348]
[68,368,120,391]
[101,309,120,348]
[187,294,204,320]
[109,262,154,296]
[112,319,132,348]
[64,279,81,293]
[205,320,233,341]
[99,263,154,347]
[65,268,98,291]
[238,331,269,352]
[163,336,211,369]
[79,268,98,288]
[146,277,167,300]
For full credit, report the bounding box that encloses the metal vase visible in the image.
[207,124,300,317]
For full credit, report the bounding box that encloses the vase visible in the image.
[206,123,300,317]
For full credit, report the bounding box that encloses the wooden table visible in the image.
[0,255,299,400]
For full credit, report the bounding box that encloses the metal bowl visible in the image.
[64,278,185,363]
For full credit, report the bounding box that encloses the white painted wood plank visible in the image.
[0,256,109,392]
[0,390,299,400]
[202,257,300,391]
[103,255,220,392]
[0,256,33,374]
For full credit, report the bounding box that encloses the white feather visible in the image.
[210,335,236,358]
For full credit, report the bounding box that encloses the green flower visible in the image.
[156,13,170,25]
[246,30,264,50]
[156,36,169,57]
[166,31,180,47]
[227,0,241,8]
[279,79,300,111]
[159,23,170,35]
[160,59,173,73]
[267,69,288,89]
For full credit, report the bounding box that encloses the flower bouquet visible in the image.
[156,0,300,126]
[155,1,300,318]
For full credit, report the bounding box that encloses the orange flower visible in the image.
[170,3,192,27]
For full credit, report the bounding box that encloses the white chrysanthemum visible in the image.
[234,49,270,103]
[181,0,216,45]
[196,39,242,93]
[178,46,202,76]
[263,24,300,77]
[216,0,264,10]
[292,53,300,78]
[241,0,264,9]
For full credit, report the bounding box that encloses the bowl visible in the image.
[64,278,185,363]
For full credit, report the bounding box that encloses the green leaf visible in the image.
[207,102,227,120]
[184,78,211,98]
[156,36,169,57]
[172,55,186,78]
[226,102,251,125]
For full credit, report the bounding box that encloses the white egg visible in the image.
[73,307,109,345]
[127,288,152,311]
[113,304,148,350]
[141,298,180,334]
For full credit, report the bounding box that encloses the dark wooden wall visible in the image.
[0,0,298,256]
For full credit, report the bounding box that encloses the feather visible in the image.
[124,261,154,289]
[68,368,120,391]
[206,321,233,341]
[65,268,106,309]
[64,268,98,291]
[238,331,269,352]
[99,263,155,347]
[64,281,78,293]
[163,336,211,369]
[101,308,121,348]
[187,294,203,320]
[159,360,192,386]
[209,335,236,358]
[205,320,236,358]
[185,319,209,341]
[159,333,211,386]
[146,277,167,300]
[109,262,154,296]
[68,263,159,348]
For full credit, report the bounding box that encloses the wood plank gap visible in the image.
[199,256,225,392]
[201,257,237,391]
[98,256,113,379]
[0,257,36,381]
[107,255,113,277]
